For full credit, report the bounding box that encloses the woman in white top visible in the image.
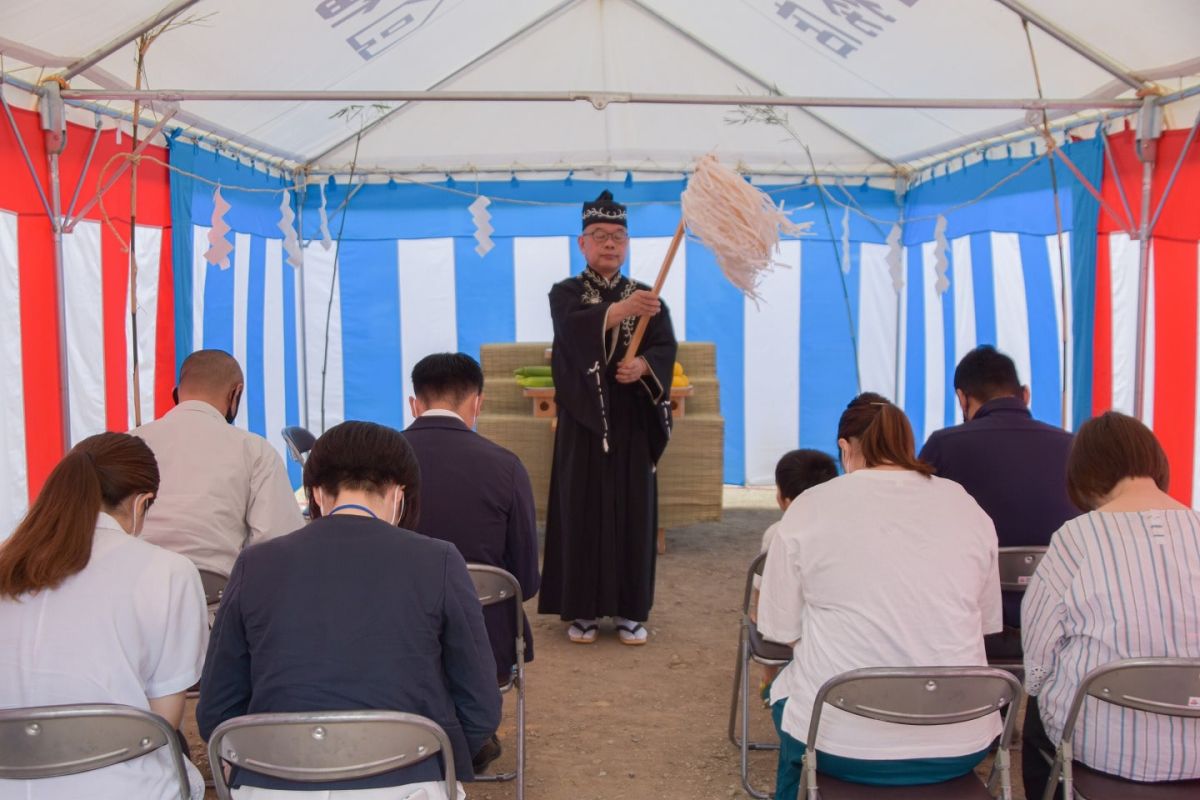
[1022,411,1200,798]
[0,432,209,800]
[759,393,1002,799]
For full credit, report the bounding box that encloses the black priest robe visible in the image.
[538,268,678,622]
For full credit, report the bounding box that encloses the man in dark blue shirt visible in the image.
[919,346,1078,659]
[404,352,541,772]
[198,421,501,794]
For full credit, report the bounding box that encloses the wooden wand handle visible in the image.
[621,217,685,366]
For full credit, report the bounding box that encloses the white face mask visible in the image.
[469,396,483,429]
[392,488,405,527]
[130,493,152,536]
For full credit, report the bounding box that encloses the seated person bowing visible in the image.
[403,353,541,772]
[134,349,304,577]
[197,421,502,800]
[758,393,1002,799]
[0,433,209,799]
[1021,411,1200,799]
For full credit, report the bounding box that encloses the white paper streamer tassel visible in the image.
[886,223,904,293]
[277,190,304,269]
[680,154,812,303]
[318,183,333,251]
[933,214,950,295]
[840,205,851,274]
[470,195,494,257]
[204,186,233,269]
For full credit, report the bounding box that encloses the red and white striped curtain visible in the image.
[0,103,173,532]
[1094,127,1200,506]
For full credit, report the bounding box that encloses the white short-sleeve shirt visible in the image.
[0,514,209,799]
[758,469,1003,760]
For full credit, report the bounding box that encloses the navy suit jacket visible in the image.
[196,515,501,790]
[919,397,1079,627]
[404,414,541,680]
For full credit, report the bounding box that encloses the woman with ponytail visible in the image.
[0,433,208,799]
[758,393,1003,798]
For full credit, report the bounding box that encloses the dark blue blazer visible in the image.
[196,515,501,790]
[403,415,541,681]
[919,397,1079,627]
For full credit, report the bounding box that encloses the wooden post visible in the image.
[620,217,685,365]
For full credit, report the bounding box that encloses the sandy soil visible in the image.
[189,487,1025,799]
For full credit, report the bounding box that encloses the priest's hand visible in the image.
[615,357,649,384]
[616,290,661,321]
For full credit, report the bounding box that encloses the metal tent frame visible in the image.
[3,0,1198,444]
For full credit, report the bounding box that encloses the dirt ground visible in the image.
[188,487,1025,799]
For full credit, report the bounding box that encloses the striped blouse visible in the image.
[1022,509,1200,782]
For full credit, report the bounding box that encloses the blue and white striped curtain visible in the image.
[169,139,1102,486]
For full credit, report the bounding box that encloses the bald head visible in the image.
[176,350,244,421]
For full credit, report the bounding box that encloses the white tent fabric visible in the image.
[1,0,1197,177]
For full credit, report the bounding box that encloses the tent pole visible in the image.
[1161,83,1200,106]
[65,117,103,221]
[41,82,72,448]
[625,0,900,172]
[295,172,310,431]
[0,73,303,171]
[1099,117,1138,233]
[59,87,1143,112]
[309,162,892,180]
[0,83,55,220]
[1132,99,1160,422]
[1147,107,1200,233]
[305,0,584,168]
[57,0,204,82]
[63,107,176,232]
[992,0,1145,90]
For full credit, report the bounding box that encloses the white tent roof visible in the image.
[2,0,1198,177]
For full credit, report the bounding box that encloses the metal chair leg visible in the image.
[729,624,747,747]
[739,630,771,800]
[476,672,518,784]
[515,664,525,800]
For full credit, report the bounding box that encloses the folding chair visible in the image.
[0,703,190,799]
[986,546,1047,679]
[997,546,1046,593]
[207,710,454,800]
[1042,657,1200,800]
[467,563,526,800]
[727,550,794,799]
[800,666,1023,800]
[281,425,316,466]
[198,568,228,610]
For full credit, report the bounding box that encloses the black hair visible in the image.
[775,449,839,501]
[411,353,484,406]
[303,421,421,528]
[953,345,1022,403]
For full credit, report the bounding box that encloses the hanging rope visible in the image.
[1023,18,1072,426]
[319,135,364,434]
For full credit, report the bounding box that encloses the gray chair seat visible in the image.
[1042,658,1200,800]
[748,622,792,663]
[806,772,992,800]
[1072,763,1200,800]
[799,667,1023,800]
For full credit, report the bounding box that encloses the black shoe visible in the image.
[473,735,502,773]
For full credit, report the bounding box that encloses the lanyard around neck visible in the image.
[327,503,378,519]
